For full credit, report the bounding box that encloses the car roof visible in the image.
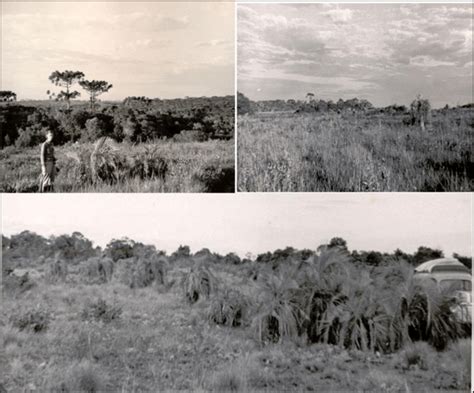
[415,258,471,274]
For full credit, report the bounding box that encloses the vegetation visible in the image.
[238,93,473,192]
[2,231,471,391]
[1,73,234,193]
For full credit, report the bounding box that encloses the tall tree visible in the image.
[79,80,113,111]
[48,70,85,110]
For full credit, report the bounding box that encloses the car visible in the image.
[414,258,472,324]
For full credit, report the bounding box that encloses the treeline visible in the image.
[237,91,474,116]
[0,96,234,149]
[3,232,471,272]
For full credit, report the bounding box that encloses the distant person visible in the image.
[39,129,57,192]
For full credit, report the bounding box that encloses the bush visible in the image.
[207,289,249,327]
[393,341,436,371]
[79,257,114,284]
[15,126,46,148]
[182,263,217,303]
[80,298,122,323]
[192,165,234,192]
[10,307,52,333]
[47,258,68,283]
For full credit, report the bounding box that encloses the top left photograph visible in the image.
[0,2,235,193]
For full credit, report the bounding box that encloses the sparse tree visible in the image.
[410,94,431,131]
[0,90,17,102]
[79,80,113,111]
[48,70,85,110]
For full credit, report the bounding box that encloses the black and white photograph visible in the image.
[0,2,235,193]
[1,193,472,392]
[237,4,473,192]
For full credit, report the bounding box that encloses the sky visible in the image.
[1,193,471,257]
[1,2,234,100]
[238,4,473,107]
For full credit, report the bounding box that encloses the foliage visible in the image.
[48,70,85,109]
[0,90,17,102]
[182,263,217,303]
[80,298,122,323]
[207,289,249,327]
[10,306,52,332]
[238,108,473,191]
[79,80,113,111]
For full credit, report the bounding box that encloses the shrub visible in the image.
[10,307,52,333]
[47,258,68,283]
[130,255,168,289]
[207,289,249,327]
[252,272,303,344]
[393,341,436,371]
[3,272,36,296]
[192,165,234,192]
[128,147,168,180]
[182,263,217,303]
[15,126,46,148]
[79,257,114,284]
[80,298,122,323]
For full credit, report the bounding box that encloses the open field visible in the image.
[0,140,234,193]
[2,236,471,392]
[238,109,473,192]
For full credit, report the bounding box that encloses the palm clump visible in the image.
[252,249,465,352]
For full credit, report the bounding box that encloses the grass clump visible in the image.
[80,298,122,324]
[182,263,217,303]
[10,306,52,333]
[207,289,249,327]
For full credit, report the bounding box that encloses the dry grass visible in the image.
[238,110,473,191]
[0,139,234,192]
[1,257,470,392]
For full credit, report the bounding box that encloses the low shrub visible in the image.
[182,263,217,303]
[10,306,52,333]
[80,298,122,324]
[207,289,249,327]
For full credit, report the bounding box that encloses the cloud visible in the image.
[238,4,472,107]
[322,8,353,23]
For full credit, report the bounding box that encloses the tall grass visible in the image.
[0,139,234,192]
[238,110,473,191]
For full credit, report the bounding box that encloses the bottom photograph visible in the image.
[1,193,471,392]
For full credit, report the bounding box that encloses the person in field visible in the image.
[39,129,57,192]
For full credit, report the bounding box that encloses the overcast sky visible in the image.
[238,4,473,107]
[1,2,234,100]
[1,194,471,257]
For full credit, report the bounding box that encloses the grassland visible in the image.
[0,140,234,193]
[238,109,473,192]
[2,250,471,392]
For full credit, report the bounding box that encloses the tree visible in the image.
[413,246,443,265]
[306,92,315,102]
[105,238,135,262]
[48,70,85,110]
[410,94,431,131]
[0,90,17,102]
[79,80,113,111]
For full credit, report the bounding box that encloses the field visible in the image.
[2,242,471,392]
[237,109,473,192]
[0,96,235,192]
[0,140,234,193]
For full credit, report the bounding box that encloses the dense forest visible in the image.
[0,96,234,149]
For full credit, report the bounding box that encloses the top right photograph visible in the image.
[237,4,473,192]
